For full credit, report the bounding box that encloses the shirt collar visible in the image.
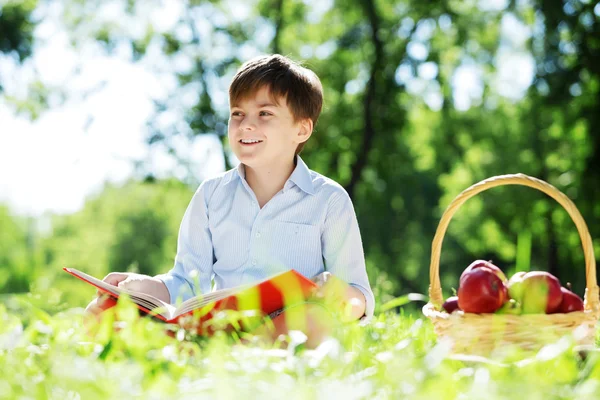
[221,162,243,184]
[286,156,315,195]
[224,156,315,196]
[236,162,246,180]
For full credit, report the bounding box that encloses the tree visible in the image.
[0,205,32,293]
[0,0,37,62]
[42,179,193,304]
[6,0,600,300]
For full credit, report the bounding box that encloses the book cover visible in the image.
[64,267,318,334]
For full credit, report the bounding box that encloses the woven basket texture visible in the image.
[423,174,599,355]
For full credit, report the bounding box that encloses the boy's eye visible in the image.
[259,111,272,116]
[231,111,243,117]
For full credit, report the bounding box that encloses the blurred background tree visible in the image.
[0,0,36,61]
[1,0,599,310]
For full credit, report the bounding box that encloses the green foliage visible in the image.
[0,0,37,61]
[0,206,35,293]
[108,209,170,277]
[3,2,600,390]
[2,298,600,398]
[2,0,600,320]
[33,179,193,307]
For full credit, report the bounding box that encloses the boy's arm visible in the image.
[155,182,215,304]
[321,189,375,321]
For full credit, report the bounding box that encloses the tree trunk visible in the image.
[345,0,383,200]
[271,0,284,54]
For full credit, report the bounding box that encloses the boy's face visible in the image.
[228,86,311,169]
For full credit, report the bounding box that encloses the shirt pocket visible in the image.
[267,221,322,272]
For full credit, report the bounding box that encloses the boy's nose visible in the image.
[239,118,256,131]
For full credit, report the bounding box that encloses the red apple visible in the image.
[458,267,508,313]
[460,260,507,283]
[555,287,584,313]
[509,271,563,314]
[442,296,461,313]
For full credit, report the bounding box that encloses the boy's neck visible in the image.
[244,158,297,208]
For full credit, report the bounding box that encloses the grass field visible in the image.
[2,294,600,400]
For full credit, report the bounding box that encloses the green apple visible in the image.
[508,271,563,314]
[496,298,522,315]
[507,271,527,301]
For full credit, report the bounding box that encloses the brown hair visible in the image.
[229,54,323,155]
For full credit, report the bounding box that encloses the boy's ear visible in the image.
[296,118,313,144]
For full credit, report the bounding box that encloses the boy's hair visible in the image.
[229,54,323,155]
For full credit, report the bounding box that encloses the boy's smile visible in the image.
[239,139,263,145]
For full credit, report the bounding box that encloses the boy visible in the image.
[87,54,374,347]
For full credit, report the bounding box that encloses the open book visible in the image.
[64,267,318,329]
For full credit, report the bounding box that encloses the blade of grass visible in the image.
[515,229,532,273]
[380,293,428,312]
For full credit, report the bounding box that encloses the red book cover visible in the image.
[64,267,318,334]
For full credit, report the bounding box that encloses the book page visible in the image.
[66,268,317,322]
[173,286,246,318]
[64,268,177,320]
[171,270,312,318]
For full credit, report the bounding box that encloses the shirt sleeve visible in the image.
[321,188,375,321]
[156,181,214,304]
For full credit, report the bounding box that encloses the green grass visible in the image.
[2,295,600,399]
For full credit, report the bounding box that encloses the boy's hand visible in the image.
[85,294,118,317]
[312,272,366,321]
[312,272,347,303]
[99,272,171,303]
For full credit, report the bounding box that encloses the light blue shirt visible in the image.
[156,156,375,319]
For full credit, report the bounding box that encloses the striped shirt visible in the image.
[156,156,375,319]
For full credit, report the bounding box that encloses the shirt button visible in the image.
[252,259,257,266]
[255,232,261,238]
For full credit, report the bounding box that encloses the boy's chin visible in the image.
[234,154,258,166]
[234,151,296,168]
[234,152,266,167]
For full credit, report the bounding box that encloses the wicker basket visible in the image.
[422,173,600,355]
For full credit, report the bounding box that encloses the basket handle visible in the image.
[429,173,599,313]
